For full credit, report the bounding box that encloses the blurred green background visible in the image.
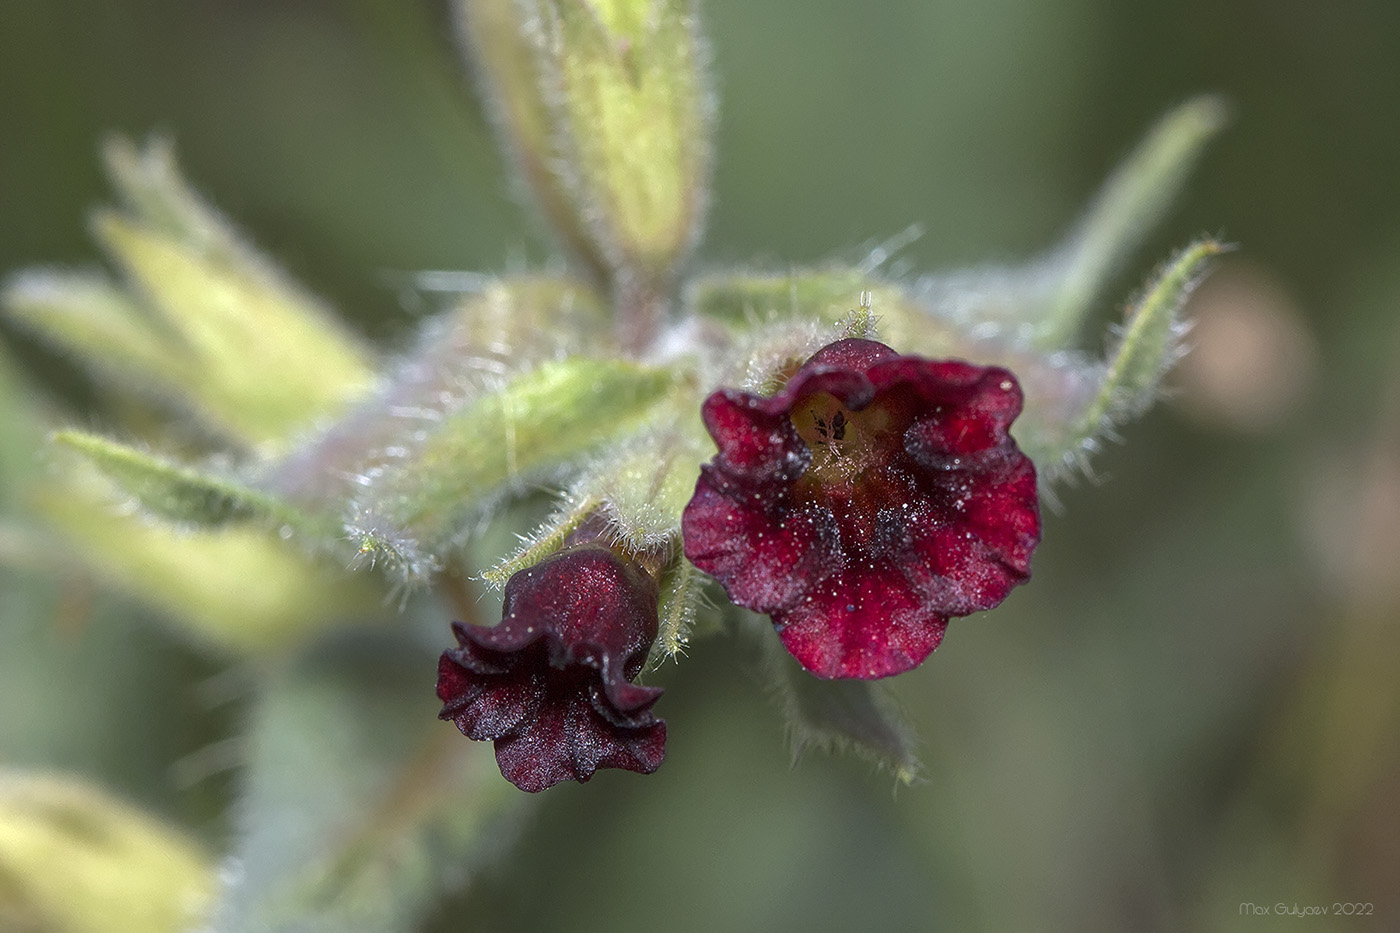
[2,1,1398,931]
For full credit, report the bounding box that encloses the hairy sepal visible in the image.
[343,357,684,582]
[51,430,330,536]
[648,556,708,668]
[909,96,1226,352]
[1053,239,1222,477]
[755,622,921,785]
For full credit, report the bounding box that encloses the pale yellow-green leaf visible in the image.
[542,0,711,278]
[102,135,244,258]
[31,457,380,655]
[453,0,612,283]
[92,211,373,448]
[0,770,213,933]
[1,269,188,392]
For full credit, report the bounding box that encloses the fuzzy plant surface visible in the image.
[0,0,1225,929]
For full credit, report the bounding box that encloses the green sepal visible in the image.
[1015,239,1224,482]
[479,492,599,589]
[687,269,967,361]
[648,556,707,668]
[1076,240,1224,431]
[1036,96,1228,347]
[208,632,525,931]
[51,429,321,533]
[348,357,686,579]
[0,770,214,933]
[757,625,921,785]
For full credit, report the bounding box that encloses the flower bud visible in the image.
[457,0,713,339]
[438,545,666,791]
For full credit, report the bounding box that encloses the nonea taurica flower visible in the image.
[682,338,1041,680]
[436,545,666,792]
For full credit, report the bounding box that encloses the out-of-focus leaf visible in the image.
[92,211,373,448]
[756,622,921,785]
[101,136,375,367]
[31,456,381,655]
[457,0,712,345]
[1,268,185,395]
[6,136,377,450]
[208,632,527,932]
[0,770,213,933]
[53,430,301,528]
[452,0,612,283]
[1037,96,1228,347]
[541,0,712,280]
[102,135,248,259]
[911,97,1226,351]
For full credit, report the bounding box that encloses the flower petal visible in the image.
[435,545,667,791]
[683,338,1041,680]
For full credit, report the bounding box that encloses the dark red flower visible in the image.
[682,338,1040,680]
[437,545,666,791]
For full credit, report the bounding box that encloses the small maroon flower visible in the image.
[437,545,666,792]
[682,338,1040,680]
